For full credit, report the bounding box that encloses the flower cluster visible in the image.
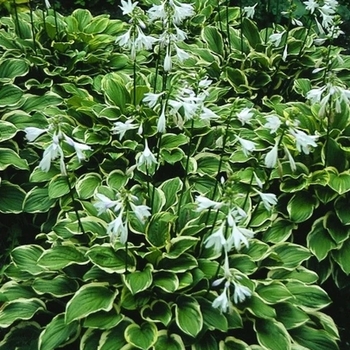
[94,191,151,244]
[24,127,92,175]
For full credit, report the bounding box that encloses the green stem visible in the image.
[29,1,37,54]
[13,0,22,38]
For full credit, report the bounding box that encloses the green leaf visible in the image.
[197,297,228,332]
[287,191,317,223]
[0,281,36,302]
[328,169,350,195]
[175,296,203,337]
[102,73,130,112]
[286,281,331,309]
[153,271,179,293]
[38,313,79,350]
[290,326,339,350]
[146,212,171,248]
[275,303,309,330]
[23,187,57,213]
[0,298,46,327]
[11,245,45,275]
[263,218,295,243]
[161,133,188,150]
[84,310,123,330]
[158,177,183,209]
[124,264,153,295]
[272,242,311,269]
[65,283,118,324]
[48,175,71,199]
[334,196,350,225]
[21,92,63,113]
[243,295,276,319]
[86,244,136,273]
[32,276,79,297]
[195,152,221,176]
[332,238,350,274]
[0,121,18,141]
[0,58,29,83]
[257,282,293,304]
[166,236,199,259]
[0,148,28,170]
[224,67,249,93]
[254,319,291,350]
[0,181,26,214]
[124,322,158,350]
[38,245,88,270]
[154,330,185,350]
[307,218,336,261]
[141,300,172,326]
[242,18,262,48]
[325,212,349,244]
[202,26,223,56]
[107,170,128,191]
[0,84,23,107]
[222,337,250,350]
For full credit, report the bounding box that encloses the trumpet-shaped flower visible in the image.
[195,195,223,212]
[232,282,252,304]
[212,281,231,313]
[226,221,254,251]
[24,127,48,142]
[303,0,318,13]
[130,202,151,223]
[204,222,227,254]
[255,189,278,211]
[237,136,256,156]
[138,140,157,167]
[265,139,279,168]
[157,104,167,133]
[243,3,257,19]
[39,133,65,174]
[269,32,285,47]
[289,128,318,154]
[107,210,128,244]
[143,92,164,108]
[112,120,138,140]
[94,193,121,215]
[170,0,195,24]
[120,0,138,15]
[237,108,254,125]
[63,135,92,162]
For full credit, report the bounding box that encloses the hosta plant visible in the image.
[0,0,348,349]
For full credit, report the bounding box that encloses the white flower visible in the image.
[164,48,172,72]
[44,0,51,9]
[289,128,318,154]
[226,222,254,251]
[264,115,281,134]
[232,282,251,304]
[212,281,231,313]
[198,77,212,89]
[134,27,157,51]
[237,108,254,125]
[282,44,288,61]
[174,44,190,62]
[138,140,157,167]
[284,145,296,172]
[147,2,167,22]
[243,3,257,19]
[63,135,92,162]
[112,120,138,140]
[306,86,326,104]
[174,25,188,42]
[157,104,167,133]
[200,107,219,121]
[24,127,47,142]
[170,0,195,24]
[237,136,256,156]
[303,0,318,13]
[107,210,128,244]
[143,92,164,108]
[204,222,227,254]
[254,172,263,189]
[195,195,223,212]
[39,133,65,174]
[269,32,284,47]
[265,139,279,168]
[120,0,138,15]
[255,190,278,211]
[94,193,121,215]
[130,202,151,223]
[115,28,132,47]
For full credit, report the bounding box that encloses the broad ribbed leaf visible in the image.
[175,296,203,337]
[124,264,153,295]
[287,191,317,223]
[11,245,45,275]
[39,313,79,350]
[332,238,350,274]
[0,121,17,141]
[0,149,28,170]
[76,173,102,199]
[0,298,45,327]
[102,73,130,112]
[154,330,185,350]
[141,300,172,326]
[254,319,291,350]
[124,322,157,350]
[0,181,26,214]
[32,276,79,297]
[0,58,29,82]
[23,187,57,213]
[65,283,117,324]
[275,303,309,330]
[48,175,71,198]
[0,84,23,107]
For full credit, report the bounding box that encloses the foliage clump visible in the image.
[0,0,349,349]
